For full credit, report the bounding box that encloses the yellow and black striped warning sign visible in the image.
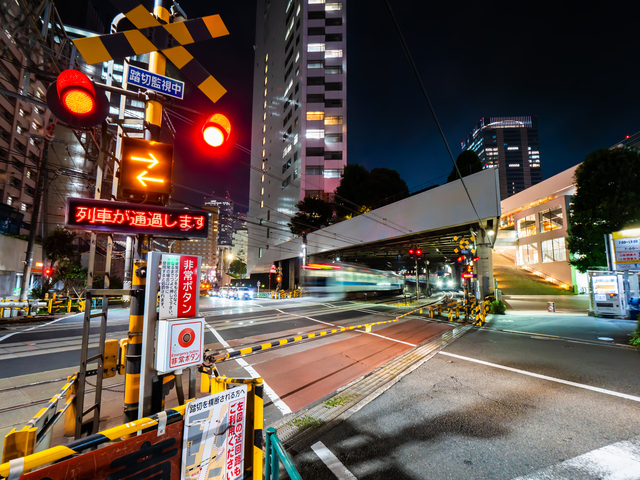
[73,0,229,103]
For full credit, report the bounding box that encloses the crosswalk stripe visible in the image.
[512,437,640,479]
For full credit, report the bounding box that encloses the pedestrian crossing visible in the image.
[512,437,640,480]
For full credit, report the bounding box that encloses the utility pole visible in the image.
[19,122,55,302]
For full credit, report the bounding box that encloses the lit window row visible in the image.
[307,129,324,139]
[325,49,342,58]
[324,116,342,125]
[307,111,324,121]
[308,43,325,52]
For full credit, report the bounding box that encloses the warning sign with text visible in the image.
[182,386,247,480]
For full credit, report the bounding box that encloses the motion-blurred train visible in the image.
[301,261,405,299]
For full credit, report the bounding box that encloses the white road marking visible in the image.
[439,351,640,403]
[0,315,73,344]
[204,323,292,415]
[311,441,358,480]
[512,436,640,479]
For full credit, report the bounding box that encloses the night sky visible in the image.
[57,1,640,213]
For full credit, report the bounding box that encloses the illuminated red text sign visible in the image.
[65,198,208,238]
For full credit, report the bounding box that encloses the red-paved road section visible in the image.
[246,319,452,412]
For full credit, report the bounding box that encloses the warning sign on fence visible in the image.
[182,386,248,480]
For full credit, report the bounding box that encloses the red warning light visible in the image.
[57,70,96,115]
[416,249,422,256]
[472,256,479,262]
[203,113,231,147]
[44,268,53,277]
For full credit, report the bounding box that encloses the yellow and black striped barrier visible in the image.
[0,404,187,478]
[2,374,78,463]
[207,306,426,364]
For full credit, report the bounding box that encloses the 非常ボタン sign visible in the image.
[182,386,247,480]
[160,254,201,320]
[120,137,174,198]
[127,65,185,99]
[155,317,205,372]
[65,198,208,238]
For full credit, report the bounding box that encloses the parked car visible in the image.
[207,288,220,297]
[219,286,231,298]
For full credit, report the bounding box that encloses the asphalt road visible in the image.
[292,328,640,479]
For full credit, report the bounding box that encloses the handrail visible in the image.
[265,428,302,480]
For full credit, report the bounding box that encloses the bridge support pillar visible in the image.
[476,229,495,298]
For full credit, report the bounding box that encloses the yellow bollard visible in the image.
[67,298,72,313]
[63,375,77,437]
[2,426,37,463]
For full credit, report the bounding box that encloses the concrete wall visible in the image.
[0,234,43,296]
[252,168,501,272]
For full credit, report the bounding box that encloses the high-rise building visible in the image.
[461,116,542,199]
[173,205,219,282]
[247,0,347,274]
[205,199,234,246]
[0,21,53,236]
[612,131,640,149]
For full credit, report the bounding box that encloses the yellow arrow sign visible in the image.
[131,153,159,169]
[137,171,164,187]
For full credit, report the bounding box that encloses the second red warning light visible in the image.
[202,113,231,148]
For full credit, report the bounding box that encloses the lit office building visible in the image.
[173,205,220,283]
[247,0,347,273]
[461,116,542,199]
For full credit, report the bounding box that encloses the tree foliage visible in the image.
[447,150,483,182]
[567,147,640,272]
[229,259,247,276]
[43,228,77,264]
[288,196,335,236]
[334,164,409,218]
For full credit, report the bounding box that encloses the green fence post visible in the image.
[265,427,274,479]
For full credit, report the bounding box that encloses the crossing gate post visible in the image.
[124,260,146,424]
[64,375,77,437]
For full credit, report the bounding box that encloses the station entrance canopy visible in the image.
[252,169,501,272]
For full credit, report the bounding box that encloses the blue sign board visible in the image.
[127,65,185,99]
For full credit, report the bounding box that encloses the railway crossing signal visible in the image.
[119,138,174,204]
[71,0,230,104]
[46,70,109,128]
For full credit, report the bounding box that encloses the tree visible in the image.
[229,259,247,277]
[288,196,335,236]
[334,164,409,218]
[567,147,640,272]
[41,228,81,297]
[43,228,77,265]
[447,150,483,182]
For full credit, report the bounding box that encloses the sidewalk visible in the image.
[493,294,637,345]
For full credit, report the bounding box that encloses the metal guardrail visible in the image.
[265,427,302,480]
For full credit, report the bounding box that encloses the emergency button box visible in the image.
[155,318,205,373]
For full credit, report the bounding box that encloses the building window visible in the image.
[307,111,325,121]
[325,133,343,143]
[6,196,12,206]
[306,166,323,175]
[325,2,342,10]
[517,243,538,265]
[542,237,567,263]
[325,33,342,42]
[308,27,325,36]
[261,187,264,195]
[325,49,343,58]
[306,129,324,139]
[325,17,342,26]
[325,98,342,108]
[308,60,324,69]
[20,203,27,211]
[306,147,324,156]
[260,201,264,208]
[309,0,325,3]
[307,94,325,103]
[323,169,342,178]
[539,206,563,232]
[324,116,343,125]
[309,10,326,19]
[307,76,324,86]
[262,125,266,133]
[325,82,342,91]
[262,137,266,145]
[308,43,325,52]
[517,214,536,238]
[263,112,267,121]
[324,151,342,160]
[325,66,342,75]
